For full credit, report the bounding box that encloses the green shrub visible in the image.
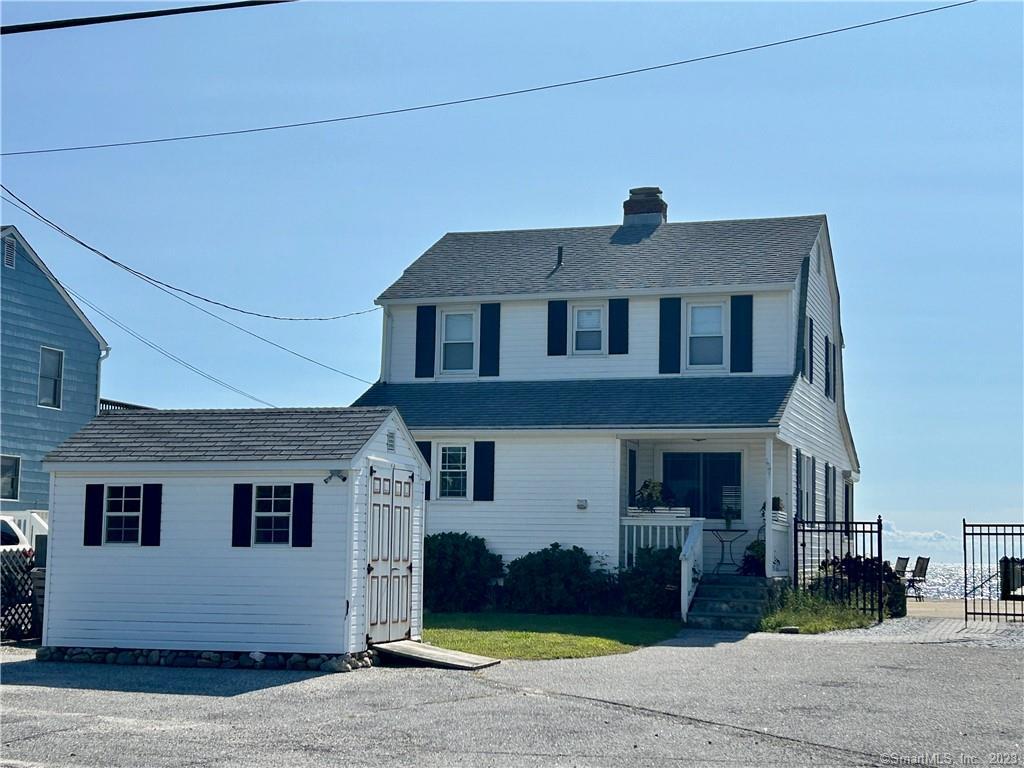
[503,543,609,614]
[620,546,682,618]
[739,540,766,576]
[423,532,503,612]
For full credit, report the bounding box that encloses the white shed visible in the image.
[41,406,428,655]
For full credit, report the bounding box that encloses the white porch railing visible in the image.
[679,519,704,621]
[619,513,704,621]
[8,510,48,548]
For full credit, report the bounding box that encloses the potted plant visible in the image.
[722,508,740,530]
[635,480,666,512]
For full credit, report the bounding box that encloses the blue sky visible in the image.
[2,2,1021,555]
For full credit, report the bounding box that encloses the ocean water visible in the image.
[920,562,1005,601]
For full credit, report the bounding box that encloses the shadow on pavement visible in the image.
[659,629,752,648]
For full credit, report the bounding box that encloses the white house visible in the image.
[41,406,428,654]
[355,187,860,593]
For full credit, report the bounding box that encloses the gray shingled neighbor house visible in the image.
[41,406,428,654]
[355,187,859,624]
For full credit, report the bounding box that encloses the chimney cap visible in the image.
[628,186,664,198]
[623,186,667,224]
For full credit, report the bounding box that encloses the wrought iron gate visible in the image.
[963,520,1023,622]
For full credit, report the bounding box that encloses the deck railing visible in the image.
[619,513,705,620]
[8,510,48,548]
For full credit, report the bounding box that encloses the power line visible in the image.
[1,0,296,36]
[1,0,977,157]
[0,184,378,322]
[1,193,376,385]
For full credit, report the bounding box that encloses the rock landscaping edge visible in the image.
[34,646,378,673]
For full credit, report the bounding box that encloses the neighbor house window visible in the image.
[105,485,141,543]
[439,445,468,498]
[38,347,64,408]
[254,485,292,544]
[661,452,741,519]
[687,304,724,367]
[441,311,475,372]
[1,456,20,501]
[572,306,603,354]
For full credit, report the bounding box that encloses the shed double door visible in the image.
[367,463,414,644]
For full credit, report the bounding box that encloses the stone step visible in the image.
[689,596,767,615]
[685,611,763,632]
[693,583,769,600]
[700,574,772,586]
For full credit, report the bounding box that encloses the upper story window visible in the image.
[38,347,64,409]
[573,306,604,354]
[105,485,141,543]
[439,444,468,498]
[254,484,292,544]
[687,304,724,367]
[1,456,20,501]
[441,311,475,373]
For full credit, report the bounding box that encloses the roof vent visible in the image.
[623,187,667,227]
[3,237,15,269]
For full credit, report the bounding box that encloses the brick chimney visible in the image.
[622,187,667,226]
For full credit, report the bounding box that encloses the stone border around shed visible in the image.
[35,646,378,673]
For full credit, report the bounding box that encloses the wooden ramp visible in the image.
[374,640,500,670]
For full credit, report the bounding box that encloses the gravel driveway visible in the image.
[2,620,1021,768]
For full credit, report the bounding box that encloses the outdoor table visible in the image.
[708,528,748,574]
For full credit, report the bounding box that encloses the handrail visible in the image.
[679,519,704,621]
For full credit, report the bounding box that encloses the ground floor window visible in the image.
[105,485,141,543]
[254,485,292,544]
[661,452,741,519]
[439,445,468,498]
[1,455,20,500]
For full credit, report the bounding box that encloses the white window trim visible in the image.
[103,484,143,546]
[570,302,607,356]
[436,442,473,501]
[684,300,728,371]
[252,483,293,546]
[37,346,65,411]
[437,308,478,377]
[1,455,20,501]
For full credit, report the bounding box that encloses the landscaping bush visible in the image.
[620,546,682,618]
[739,540,766,576]
[503,543,611,614]
[423,532,503,612]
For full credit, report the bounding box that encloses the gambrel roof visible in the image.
[378,215,825,302]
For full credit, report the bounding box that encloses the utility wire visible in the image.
[0,0,977,157]
[0,184,378,322]
[1,0,296,36]
[1,194,376,385]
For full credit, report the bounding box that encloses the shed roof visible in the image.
[378,215,825,301]
[45,407,395,463]
[353,376,796,430]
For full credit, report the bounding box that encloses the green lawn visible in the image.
[423,612,681,660]
[760,593,876,634]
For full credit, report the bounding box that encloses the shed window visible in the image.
[441,312,475,372]
[38,347,64,409]
[105,485,141,543]
[573,306,603,353]
[439,445,468,499]
[1,456,20,500]
[254,485,292,544]
[687,304,724,367]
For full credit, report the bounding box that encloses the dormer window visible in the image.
[687,304,724,367]
[572,305,604,354]
[440,310,475,373]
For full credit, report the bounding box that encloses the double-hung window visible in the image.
[38,347,64,409]
[439,445,468,499]
[687,304,724,367]
[573,306,603,354]
[105,485,142,543]
[441,311,475,373]
[254,485,292,544]
[1,456,20,501]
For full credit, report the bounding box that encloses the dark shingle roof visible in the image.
[353,377,796,430]
[378,215,824,301]
[45,407,395,463]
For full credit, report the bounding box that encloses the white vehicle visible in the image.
[0,515,32,553]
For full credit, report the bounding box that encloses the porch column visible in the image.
[764,437,774,577]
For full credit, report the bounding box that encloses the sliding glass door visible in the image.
[662,452,741,519]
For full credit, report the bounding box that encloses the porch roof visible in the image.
[353,375,796,431]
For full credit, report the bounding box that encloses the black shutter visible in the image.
[140,484,162,546]
[479,303,501,377]
[628,448,637,506]
[795,449,802,520]
[547,300,567,356]
[473,441,495,501]
[416,441,432,501]
[83,483,104,546]
[729,295,753,373]
[824,336,831,397]
[831,343,838,401]
[292,483,314,547]
[232,483,253,547]
[824,463,831,522]
[415,305,437,378]
[807,317,815,383]
[608,298,629,355]
[659,298,681,374]
[810,456,817,520]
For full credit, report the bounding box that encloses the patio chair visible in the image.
[905,556,930,602]
[893,556,910,579]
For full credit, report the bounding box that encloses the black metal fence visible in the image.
[963,520,1024,623]
[793,515,885,622]
[1,550,38,639]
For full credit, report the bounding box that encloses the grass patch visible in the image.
[760,591,876,634]
[423,612,680,660]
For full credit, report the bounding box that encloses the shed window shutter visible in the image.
[291,483,314,547]
[416,441,432,500]
[795,449,802,519]
[729,295,753,373]
[83,483,104,546]
[232,483,253,547]
[547,300,567,356]
[480,303,501,376]
[415,305,437,378]
[140,484,163,546]
[608,298,629,355]
[659,297,681,374]
[473,441,495,501]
